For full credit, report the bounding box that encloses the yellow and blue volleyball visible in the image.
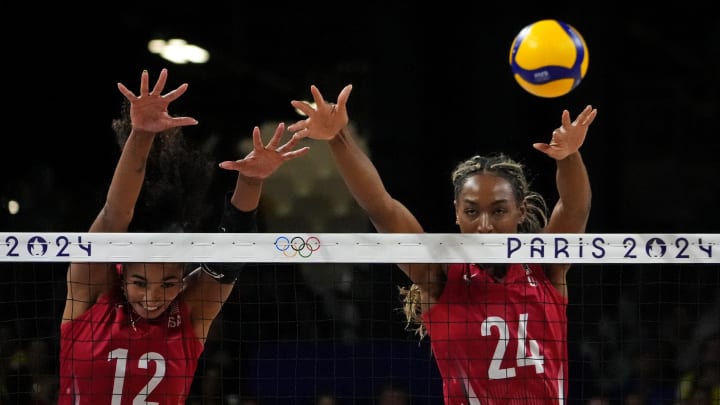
[509,19,589,98]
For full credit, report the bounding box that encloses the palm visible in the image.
[533,105,597,160]
[288,84,353,140]
[128,97,177,133]
[232,148,288,179]
[117,68,197,133]
[219,123,310,179]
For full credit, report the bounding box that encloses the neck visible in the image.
[479,264,508,281]
[128,307,139,331]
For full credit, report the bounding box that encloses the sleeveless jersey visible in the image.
[58,289,203,405]
[423,263,568,405]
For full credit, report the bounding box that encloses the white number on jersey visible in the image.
[481,313,545,379]
[108,348,166,405]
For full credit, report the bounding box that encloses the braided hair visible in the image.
[399,153,549,339]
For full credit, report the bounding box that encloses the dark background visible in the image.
[1,3,718,233]
[0,3,719,404]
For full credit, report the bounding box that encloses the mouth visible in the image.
[135,303,163,316]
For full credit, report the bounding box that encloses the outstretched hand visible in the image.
[117,68,198,133]
[218,123,310,180]
[533,105,597,160]
[287,84,353,140]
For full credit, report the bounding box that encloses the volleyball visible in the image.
[509,19,589,98]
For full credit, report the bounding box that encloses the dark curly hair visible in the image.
[111,99,215,233]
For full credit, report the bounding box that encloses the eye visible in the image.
[162,282,178,289]
[131,280,147,288]
[464,208,478,216]
[493,208,508,216]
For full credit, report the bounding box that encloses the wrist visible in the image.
[558,151,581,162]
[239,174,263,186]
[129,128,157,138]
[330,127,349,144]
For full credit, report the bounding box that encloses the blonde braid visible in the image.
[398,284,427,339]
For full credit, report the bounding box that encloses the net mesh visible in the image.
[1,233,718,404]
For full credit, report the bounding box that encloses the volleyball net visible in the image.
[1,232,719,404]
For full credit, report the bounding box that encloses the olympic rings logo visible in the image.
[274,236,321,258]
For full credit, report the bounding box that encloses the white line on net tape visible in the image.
[1,233,718,263]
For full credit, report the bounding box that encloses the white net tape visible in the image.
[2,232,718,263]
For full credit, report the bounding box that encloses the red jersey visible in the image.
[423,263,568,405]
[59,289,203,405]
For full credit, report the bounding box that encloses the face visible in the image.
[122,263,184,320]
[454,173,525,233]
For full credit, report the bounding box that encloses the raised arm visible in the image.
[534,105,597,233]
[533,105,597,293]
[288,86,445,301]
[184,122,310,341]
[63,68,197,323]
[288,85,422,235]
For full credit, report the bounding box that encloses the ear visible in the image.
[517,200,527,224]
[453,200,460,225]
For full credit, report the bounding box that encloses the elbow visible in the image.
[95,203,134,231]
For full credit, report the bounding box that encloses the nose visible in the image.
[144,284,168,304]
[477,214,494,233]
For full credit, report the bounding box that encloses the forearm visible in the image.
[92,129,156,232]
[229,174,262,212]
[328,127,390,213]
[552,152,591,231]
[202,190,258,283]
[219,189,258,233]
